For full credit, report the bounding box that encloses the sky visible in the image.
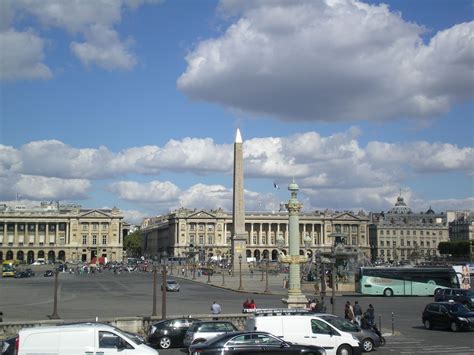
[0,0,473,225]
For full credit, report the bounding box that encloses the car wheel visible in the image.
[362,338,374,352]
[450,322,459,332]
[159,336,171,349]
[383,288,394,297]
[337,344,353,355]
[424,319,432,330]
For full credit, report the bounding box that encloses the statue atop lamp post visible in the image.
[280,180,309,309]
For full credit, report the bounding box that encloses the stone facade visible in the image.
[141,207,370,261]
[0,202,124,264]
[369,196,449,263]
[448,211,474,242]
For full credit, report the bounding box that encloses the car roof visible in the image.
[20,322,120,334]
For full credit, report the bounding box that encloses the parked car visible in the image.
[189,331,326,355]
[422,302,474,332]
[148,317,201,349]
[1,336,16,355]
[318,314,382,352]
[246,309,361,355]
[434,288,474,309]
[161,279,180,292]
[43,270,54,277]
[25,268,35,277]
[183,321,238,347]
[15,323,158,354]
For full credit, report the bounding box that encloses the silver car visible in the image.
[183,321,237,347]
[162,279,180,292]
[318,314,382,352]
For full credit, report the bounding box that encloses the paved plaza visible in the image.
[1,270,473,354]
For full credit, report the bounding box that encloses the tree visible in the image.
[124,230,142,257]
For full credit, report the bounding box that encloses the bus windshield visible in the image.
[359,267,459,296]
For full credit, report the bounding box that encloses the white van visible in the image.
[16,323,158,355]
[246,309,362,355]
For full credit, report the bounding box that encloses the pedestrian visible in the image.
[353,301,363,325]
[309,298,317,312]
[366,304,375,326]
[243,299,250,310]
[249,299,257,310]
[344,301,355,322]
[211,301,221,320]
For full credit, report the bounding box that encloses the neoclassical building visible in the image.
[448,211,474,242]
[369,196,449,263]
[0,202,125,264]
[141,207,370,261]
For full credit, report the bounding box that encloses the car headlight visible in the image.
[458,317,468,322]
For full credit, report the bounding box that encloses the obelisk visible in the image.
[231,128,247,272]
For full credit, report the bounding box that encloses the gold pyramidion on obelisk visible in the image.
[232,128,248,272]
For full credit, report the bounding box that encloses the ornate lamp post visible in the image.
[280,180,308,308]
[264,258,271,294]
[152,257,158,317]
[221,263,226,286]
[161,251,168,320]
[238,254,244,291]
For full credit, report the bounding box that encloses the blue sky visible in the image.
[1,0,473,224]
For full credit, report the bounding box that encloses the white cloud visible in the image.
[107,180,181,203]
[0,0,162,78]
[5,175,90,200]
[70,24,137,70]
[178,0,474,122]
[122,209,151,225]
[0,29,52,80]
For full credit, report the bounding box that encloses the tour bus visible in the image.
[2,260,17,277]
[358,266,460,296]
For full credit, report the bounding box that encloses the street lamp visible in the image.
[238,254,244,291]
[264,258,271,294]
[152,257,159,317]
[161,251,168,320]
[221,263,226,286]
[50,268,60,319]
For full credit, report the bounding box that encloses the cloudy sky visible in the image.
[1,0,473,224]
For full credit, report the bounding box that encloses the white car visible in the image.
[246,309,361,355]
[15,322,158,355]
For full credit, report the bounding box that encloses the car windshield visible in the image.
[168,280,177,284]
[321,316,359,332]
[447,304,471,315]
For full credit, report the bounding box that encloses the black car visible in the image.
[148,317,201,349]
[434,288,474,309]
[25,268,35,277]
[1,336,16,355]
[422,302,474,332]
[14,271,28,278]
[43,270,54,277]
[188,331,326,355]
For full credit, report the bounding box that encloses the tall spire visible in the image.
[235,128,242,143]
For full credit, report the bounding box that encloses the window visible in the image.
[199,235,204,245]
[92,235,97,245]
[413,231,416,236]
[82,223,88,231]
[0,224,3,232]
[380,230,384,235]
[407,230,410,235]
[401,239,404,246]
[207,236,213,244]
[208,224,214,231]
[82,235,87,245]
[253,235,257,244]
[311,319,333,335]
[101,223,109,231]
[190,236,195,244]
[49,224,56,232]
[190,224,195,231]
[102,235,107,245]
[18,224,25,232]
[380,241,384,247]
[393,241,396,246]
[92,223,98,230]
[58,223,66,231]
[392,230,396,235]
[351,225,357,233]
[420,231,424,236]
[99,331,132,349]
[400,230,404,235]
[420,241,424,247]
[7,224,14,232]
[199,224,204,231]
[407,241,411,247]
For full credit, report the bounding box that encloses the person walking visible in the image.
[243,299,250,310]
[344,301,355,322]
[366,304,375,326]
[248,299,257,310]
[211,301,221,320]
[353,301,363,325]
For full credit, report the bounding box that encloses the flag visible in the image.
[273,182,280,189]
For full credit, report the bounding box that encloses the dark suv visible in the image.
[422,302,474,332]
[434,288,474,309]
[148,317,201,349]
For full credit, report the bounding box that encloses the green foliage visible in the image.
[438,241,470,257]
[124,230,142,257]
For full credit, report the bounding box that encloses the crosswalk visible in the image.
[381,337,474,354]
